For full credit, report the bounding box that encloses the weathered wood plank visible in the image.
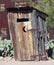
[7,13,19,60]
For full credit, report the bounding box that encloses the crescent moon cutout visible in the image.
[23,26,27,32]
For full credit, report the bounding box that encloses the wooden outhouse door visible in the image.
[17,13,34,60]
[8,13,34,60]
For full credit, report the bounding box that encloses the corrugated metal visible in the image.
[0,0,15,39]
[5,0,15,8]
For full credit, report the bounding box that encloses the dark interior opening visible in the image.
[17,18,29,22]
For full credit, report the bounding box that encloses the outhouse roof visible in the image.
[6,6,48,21]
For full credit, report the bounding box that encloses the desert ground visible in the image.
[0,57,54,65]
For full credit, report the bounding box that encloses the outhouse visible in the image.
[6,6,48,61]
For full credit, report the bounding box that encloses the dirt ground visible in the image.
[0,57,54,65]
